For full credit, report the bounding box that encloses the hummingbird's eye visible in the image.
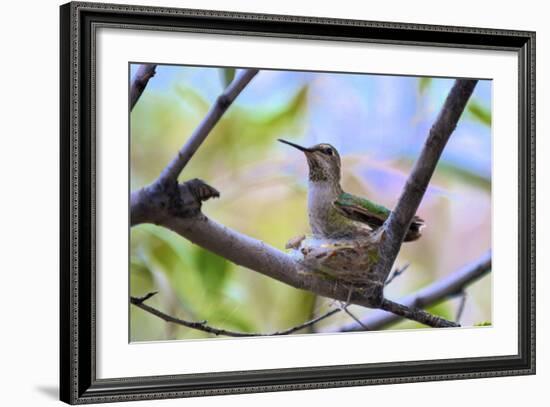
[323,147,333,156]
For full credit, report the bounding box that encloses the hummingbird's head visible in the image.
[278,139,341,183]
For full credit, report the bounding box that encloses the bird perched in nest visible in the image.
[279,139,425,242]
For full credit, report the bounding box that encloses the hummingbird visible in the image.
[279,139,425,242]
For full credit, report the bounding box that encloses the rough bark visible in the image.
[130,64,157,110]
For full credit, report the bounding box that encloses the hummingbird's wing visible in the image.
[333,192,390,227]
[333,192,425,241]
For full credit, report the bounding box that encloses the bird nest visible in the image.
[286,230,386,291]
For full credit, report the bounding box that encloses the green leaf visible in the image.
[396,157,491,191]
[435,161,491,191]
[130,258,154,295]
[131,225,208,313]
[194,247,231,295]
[142,225,193,271]
[474,321,492,326]
[418,77,432,94]
[221,68,236,88]
[467,99,492,126]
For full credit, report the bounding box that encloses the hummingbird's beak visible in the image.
[278,139,313,153]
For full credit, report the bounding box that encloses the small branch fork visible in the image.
[385,264,409,286]
[158,68,259,184]
[130,71,486,333]
[341,307,369,330]
[333,251,491,332]
[130,69,259,227]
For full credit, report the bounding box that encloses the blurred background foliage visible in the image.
[130,65,492,341]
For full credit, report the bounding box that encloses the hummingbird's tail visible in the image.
[404,216,425,242]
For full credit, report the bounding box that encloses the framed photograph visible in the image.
[60,1,535,404]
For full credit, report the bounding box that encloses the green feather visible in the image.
[334,192,425,242]
[335,192,390,221]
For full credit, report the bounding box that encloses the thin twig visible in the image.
[277,308,341,335]
[130,293,341,337]
[159,69,259,183]
[132,291,158,304]
[455,291,467,323]
[372,79,479,289]
[343,307,369,330]
[385,264,410,286]
[130,64,157,110]
[337,288,369,330]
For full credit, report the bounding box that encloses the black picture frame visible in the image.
[60,1,536,404]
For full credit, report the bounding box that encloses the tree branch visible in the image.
[130,292,341,337]
[133,204,458,328]
[130,64,157,111]
[130,75,480,330]
[158,68,259,183]
[130,69,258,226]
[371,79,479,296]
[330,251,491,332]
[132,249,491,336]
[379,298,458,327]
